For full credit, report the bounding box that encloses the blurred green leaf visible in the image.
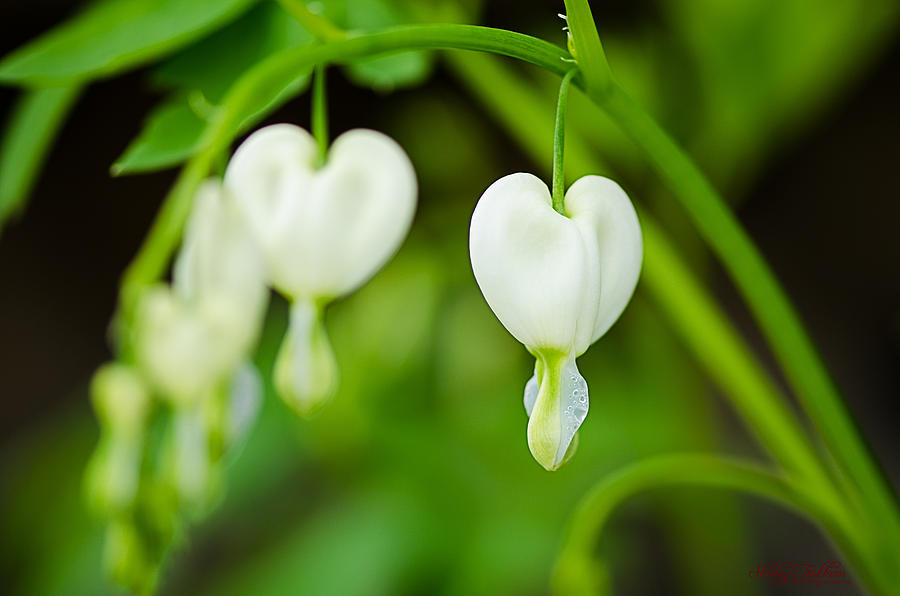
[112,98,204,175]
[0,0,260,85]
[659,0,900,191]
[331,0,433,91]
[152,2,313,101]
[0,85,80,231]
[113,3,315,175]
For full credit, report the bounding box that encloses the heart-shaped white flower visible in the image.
[224,124,417,415]
[135,181,268,406]
[469,172,642,470]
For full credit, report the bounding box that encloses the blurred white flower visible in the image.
[469,173,642,470]
[135,181,268,407]
[224,124,417,416]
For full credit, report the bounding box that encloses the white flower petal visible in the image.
[136,287,222,404]
[223,123,318,266]
[174,181,267,321]
[225,125,417,300]
[469,173,588,352]
[565,176,643,347]
[523,371,538,416]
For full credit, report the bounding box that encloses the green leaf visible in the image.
[0,0,260,85]
[153,2,314,102]
[112,97,205,175]
[113,3,314,175]
[339,0,433,91]
[0,85,81,231]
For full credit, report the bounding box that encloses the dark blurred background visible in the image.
[1,1,898,595]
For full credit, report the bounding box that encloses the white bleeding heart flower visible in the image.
[469,173,642,471]
[135,181,268,407]
[224,124,417,416]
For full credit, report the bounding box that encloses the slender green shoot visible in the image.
[312,64,328,165]
[551,68,577,215]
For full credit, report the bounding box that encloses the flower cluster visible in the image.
[86,110,641,592]
[86,124,418,592]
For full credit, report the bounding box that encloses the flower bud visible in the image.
[469,173,642,470]
[85,363,151,513]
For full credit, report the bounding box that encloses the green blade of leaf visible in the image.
[340,0,434,91]
[112,97,205,175]
[113,3,315,175]
[153,2,314,102]
[0,85,81,231]
[0,0,260,86]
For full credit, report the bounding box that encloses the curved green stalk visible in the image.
[551,455,874,596]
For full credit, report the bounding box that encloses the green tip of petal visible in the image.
[525,353,588,470]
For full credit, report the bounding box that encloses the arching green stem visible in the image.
[551,68,578,215]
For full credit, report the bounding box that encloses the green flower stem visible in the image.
[551,68,578,215]
[312,64,328,164]
[551,455,880,596]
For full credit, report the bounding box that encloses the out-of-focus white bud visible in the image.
[469,173,642,470]
[86,363,151,513]
[135,181,268,407]
[224,124,417,415]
